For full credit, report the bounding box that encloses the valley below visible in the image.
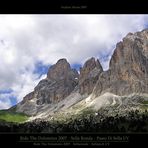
[0,93,148,133]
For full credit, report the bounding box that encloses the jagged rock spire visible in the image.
[79,57,103,95]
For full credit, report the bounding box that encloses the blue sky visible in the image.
[33,61,50,78]
[0,15,148,109]
[71,64,82,72]
[0,89,13,94]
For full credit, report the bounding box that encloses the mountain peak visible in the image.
[79,57,103,95]
[96,29,148,96]
[56,58,69,64]
[47,58,71,80]
[83,57,96,67]
[16,29,148,117]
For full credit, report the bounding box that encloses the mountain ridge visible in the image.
[14,29,148,120]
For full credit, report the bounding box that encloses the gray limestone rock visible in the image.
[93,29,148,96]
[16,59,79,114]
[79,57,103,95]
[16,29,148,116]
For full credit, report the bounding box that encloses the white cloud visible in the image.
[12,73,46,103]
[0,101,11,110]
[0,15,148,109]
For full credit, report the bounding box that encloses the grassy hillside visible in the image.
[0,110,28,123]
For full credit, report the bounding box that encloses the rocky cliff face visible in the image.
[16,59,79,115]
[34,59,79,104]
[93,29,148,96]
[16,29,148,116]
[79,57,103,95]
